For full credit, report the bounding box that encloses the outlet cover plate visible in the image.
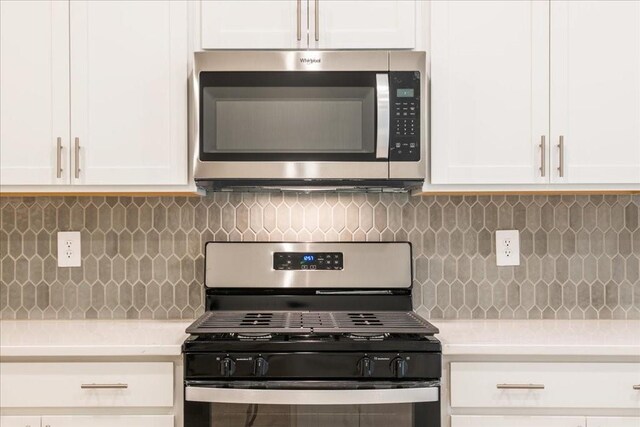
[496,230,520,266]
[57,231,81,267]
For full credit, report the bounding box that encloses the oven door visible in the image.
[184,381,440,427]
[194,68,390,181]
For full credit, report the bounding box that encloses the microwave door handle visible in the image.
[376,74,390,159]
[185,386,439,405]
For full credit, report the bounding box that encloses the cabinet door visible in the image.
[0,0,70,185]
[69,0,188,186]
[587,418,640,427]
[452,416,585,427]
[430,1,549,184]
[311,0,415,49]
[41,415,173,427]
[0,416,41,427]
[201,0,305,49]
[550,1,640,184]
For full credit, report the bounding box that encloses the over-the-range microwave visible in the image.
[192,51,426,192]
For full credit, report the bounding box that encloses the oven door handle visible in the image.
[185,385,438,405]
[376,73,390,159]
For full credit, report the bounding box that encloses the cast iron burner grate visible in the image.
[186,311,437,335]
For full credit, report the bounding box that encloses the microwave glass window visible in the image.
[202,87,375,154]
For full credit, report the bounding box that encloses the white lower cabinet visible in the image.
[0,362,173,408]
[0,362,177,427]
[450,362,640,409]
[0,416,41,427]
[41,415,174,427]
[452,416,585,427]
[587,418,640,427]
[448,361,640,427]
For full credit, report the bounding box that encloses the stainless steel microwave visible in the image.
[192,51,426,192]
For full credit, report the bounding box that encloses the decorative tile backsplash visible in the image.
[1,194,638,320]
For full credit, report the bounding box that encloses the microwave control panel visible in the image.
[389,72,420,161]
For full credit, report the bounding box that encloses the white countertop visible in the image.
[1,319,639,358]
[432,319,640,357]
[0,320,191,357]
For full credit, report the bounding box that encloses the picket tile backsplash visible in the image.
[1,193,638,320]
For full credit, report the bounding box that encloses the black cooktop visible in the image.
[183,331,441,353]
[186,310,439,335]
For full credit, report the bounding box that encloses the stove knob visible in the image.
[220,357,236,377]
[254,357,269,377]
[358,357,375,377]
[392,357,408,378]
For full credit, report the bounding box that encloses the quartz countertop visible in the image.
[431,319,640,357]
[0,320,192,357]
[1,319,639,358]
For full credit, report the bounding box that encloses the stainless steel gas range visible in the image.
[183,242,441,427]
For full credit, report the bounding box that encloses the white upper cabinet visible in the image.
[550,0,640,184]
[430,1,550,184]
[200,0,415,50]
[0,0,70,186]
[201,0,306,49]
[70,0,188,186]
[431,0,640,187]
[311,0,415,49]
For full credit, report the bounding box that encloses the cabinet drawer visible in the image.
[450,362,640,409]
[587,417,640,427]
[451,416,585,427]
[0,362,173,408]
[42,415,174,427]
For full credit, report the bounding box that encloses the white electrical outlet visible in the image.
[496,230,520,266]
[57,231,81,267]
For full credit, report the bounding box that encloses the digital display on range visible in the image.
[274,252,343,271]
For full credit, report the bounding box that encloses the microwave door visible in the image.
[194,70,390,181]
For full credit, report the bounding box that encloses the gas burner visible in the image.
[345,332,390,341]
[234,333,273,341]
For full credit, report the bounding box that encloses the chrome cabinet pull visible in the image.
[297,0,301,41]
[497,383,545,390]
[557,135,565,177]
[539,135,546,177]
[633,384,640,390]
[81,383,128,389]
[315,0,319,41]
[74,137,81,179]
[56,137,63,179]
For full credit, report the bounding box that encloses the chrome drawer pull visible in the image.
[633,384,640,390]
[81,383,128,389]
[497,383,545,390]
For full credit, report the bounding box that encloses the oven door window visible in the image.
[209,402,415,426]
[199,72,380,162]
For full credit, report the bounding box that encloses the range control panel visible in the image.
[389,71,420,162]
[274,252,344,271]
